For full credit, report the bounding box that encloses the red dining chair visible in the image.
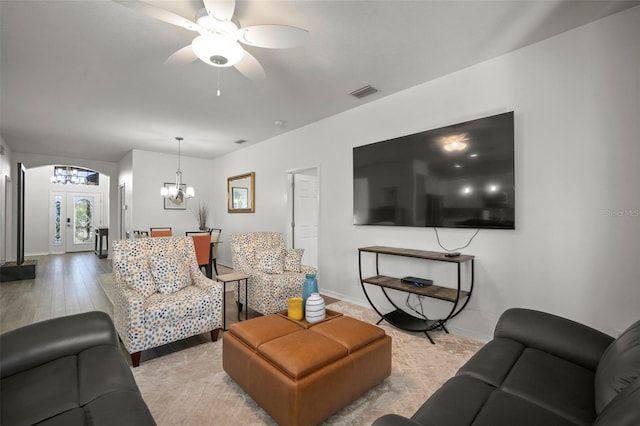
[150,227,172,237]
[187,232,212,278]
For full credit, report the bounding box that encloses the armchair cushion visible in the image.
[145,286,216,325]
[150,254,190,294]
[255,247,285,274]
[117,257,156,298]
[284,248,304,272]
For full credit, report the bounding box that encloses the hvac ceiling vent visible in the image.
[349,85,379,99]
[234,139,248,144]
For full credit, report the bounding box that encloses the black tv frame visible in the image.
[353,112,515,230]
[17,162,25,265]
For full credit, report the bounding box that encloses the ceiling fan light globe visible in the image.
[192,34,244,67]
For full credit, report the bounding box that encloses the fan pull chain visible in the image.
[217,68,221,97]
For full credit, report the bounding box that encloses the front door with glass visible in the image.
[51,192,102,253]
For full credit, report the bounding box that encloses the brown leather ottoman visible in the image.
[223,311,392,426]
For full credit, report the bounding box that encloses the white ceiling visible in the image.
[1,0,637,162]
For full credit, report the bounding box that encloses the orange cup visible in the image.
[287,297,303,320]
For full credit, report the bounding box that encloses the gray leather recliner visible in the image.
[1,311,156,426]
[373,308,640,426]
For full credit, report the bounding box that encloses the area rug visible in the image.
[126,298,483,425]
[97,273,118,306]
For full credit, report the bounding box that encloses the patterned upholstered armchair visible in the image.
[112,236,223,366]
[231,232,317,315]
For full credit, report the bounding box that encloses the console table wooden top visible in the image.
[358,246,475,263]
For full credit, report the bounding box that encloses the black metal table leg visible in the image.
[222,281,227,331]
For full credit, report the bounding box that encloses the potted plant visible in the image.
[191,201,210,230]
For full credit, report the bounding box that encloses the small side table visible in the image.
[94,228,108,258]
[215,272,248,330]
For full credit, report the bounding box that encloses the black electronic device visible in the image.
[401,276,433,287]
[444,252,461,257]
[353,111,515,229]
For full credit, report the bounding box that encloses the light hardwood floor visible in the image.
[1,252,336,366]
[0,252,237,365]
[0,252,113,333]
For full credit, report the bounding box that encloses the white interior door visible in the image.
[292,173,319,268]
[119,184,126,239]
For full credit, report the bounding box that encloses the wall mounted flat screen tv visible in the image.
[353,111,515,229]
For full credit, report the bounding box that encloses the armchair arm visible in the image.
[0,311,117,378]
[231,252,253,274]
[193,275,224,330]
[494,308,614,370]
[300,264,317,275]
[193,274,223,297]
[111,285,146,352]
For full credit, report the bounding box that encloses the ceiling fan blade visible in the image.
[234,51,266,81]
[165,45,198,66]
[203,0,236,22]
[237,25,310,49]
[113,0,198,31]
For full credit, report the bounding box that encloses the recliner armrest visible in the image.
[0,311,118,378]
[372,414,423,426]
[495,308,614,370]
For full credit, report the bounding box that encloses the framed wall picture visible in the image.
[227,172,255,213]
[232,187,248,209]
[163,183,187,210]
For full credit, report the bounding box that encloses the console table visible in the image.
[94,228,108,258]
[358,246,474,343]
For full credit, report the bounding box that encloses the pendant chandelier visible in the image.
[160,137,195,200]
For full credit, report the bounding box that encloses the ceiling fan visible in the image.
[114,0,310,80]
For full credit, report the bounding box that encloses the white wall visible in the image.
[119,151,133,239]
[210,7,640,341]
[128,149,216,237]
[12,152,120,258]
[10,148,216,256]
[23,165,110,256]
[0,136,13,264]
